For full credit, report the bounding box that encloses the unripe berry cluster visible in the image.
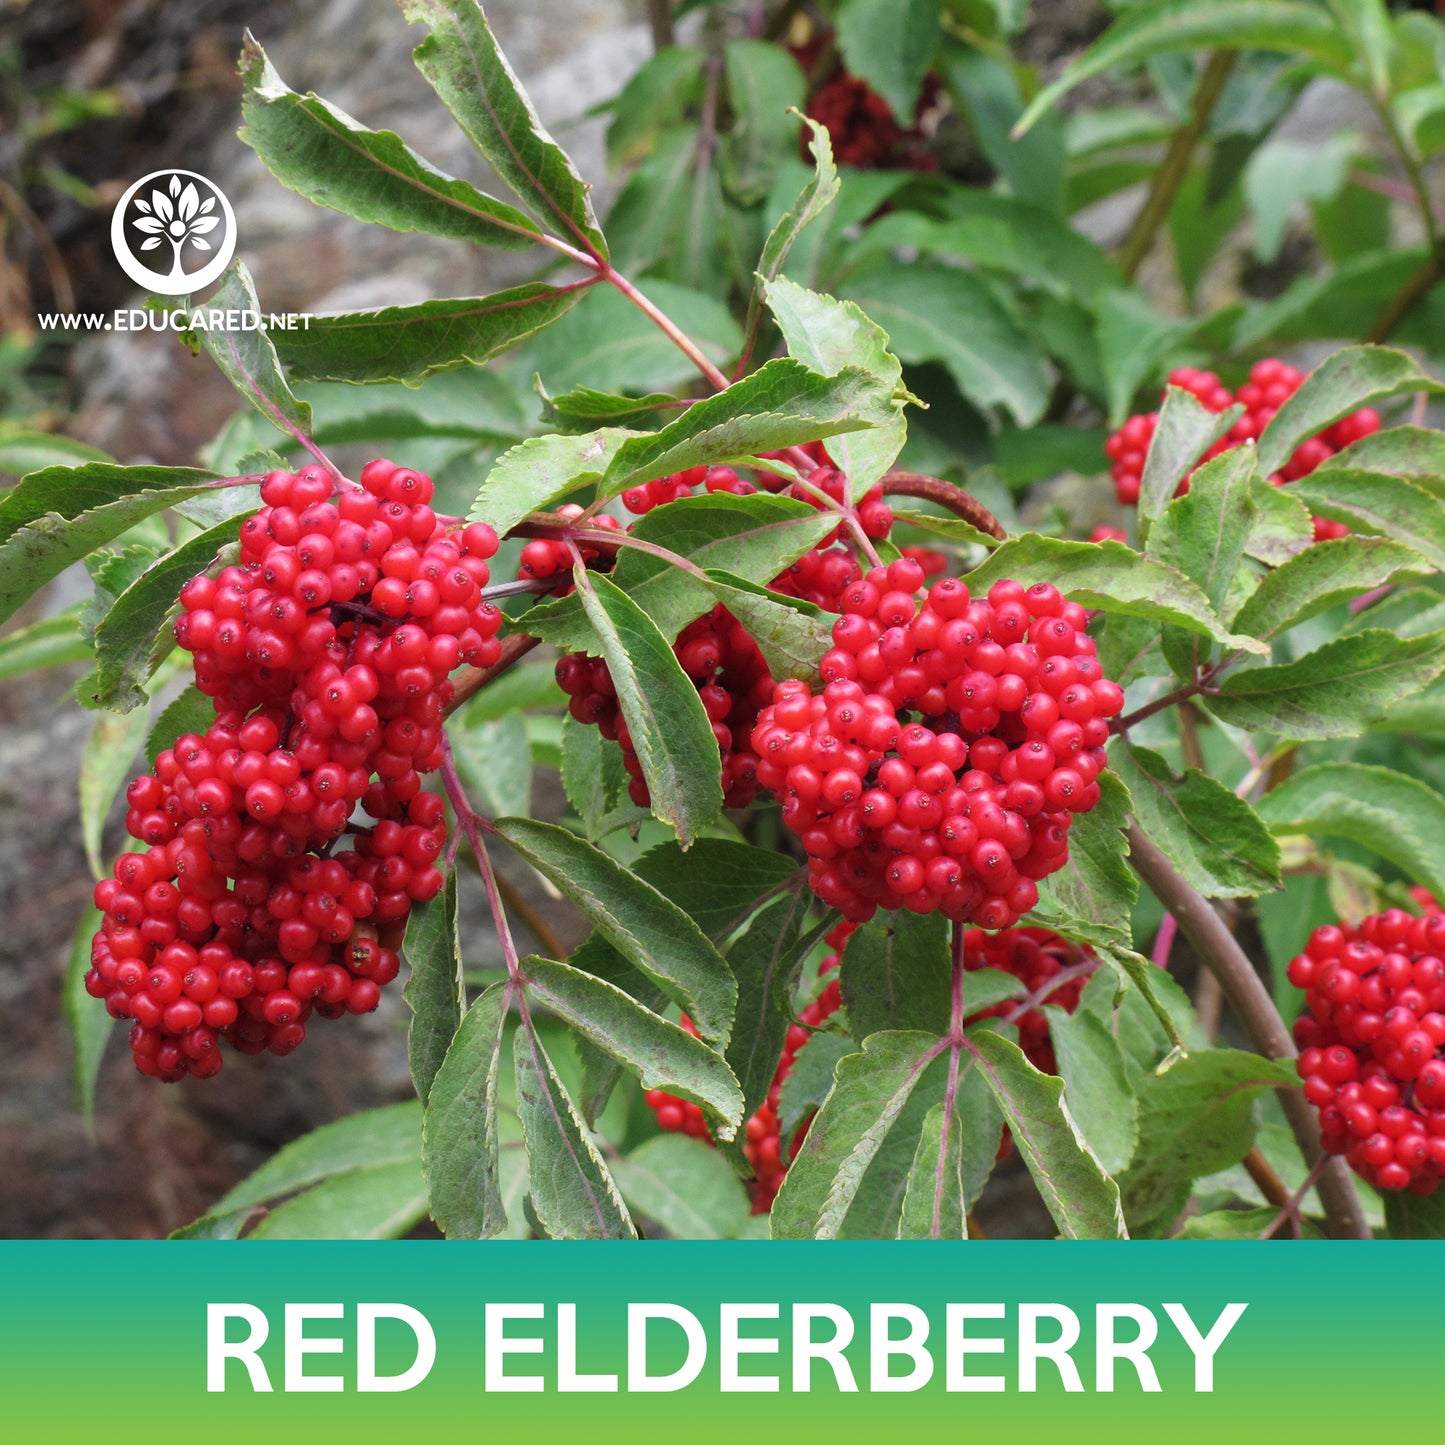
[85,461,502,1081]
[961,925,1096,1074]
[1105,359,1379,540]
[752,565,1122,929]
[1291,901,1445,1194]
[646,922,851,1213]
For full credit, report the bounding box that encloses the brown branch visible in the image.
[1118,49,1237,281]
[444,633,542,715]
[647,0,675,49]
[1127,824,1371,1240]
[880,471,1007,540]
[1242,1146,1291,1211]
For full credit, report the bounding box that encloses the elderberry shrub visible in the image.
[86,461,503,1082]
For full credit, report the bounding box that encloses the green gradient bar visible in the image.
[0,1243,1425,1443]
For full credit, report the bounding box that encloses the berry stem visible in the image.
[1000,959,1097,1027]
[880,471,1007,541]
[1126,823,1372,1239]
[1257,1152,1329,1241]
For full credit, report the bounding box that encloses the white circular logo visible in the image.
[110,169,237,295]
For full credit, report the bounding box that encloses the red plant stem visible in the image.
[880,471,1007,541]
[1126,825,1371,1239]
[1000,959,1097,1027]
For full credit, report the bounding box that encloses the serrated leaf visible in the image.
[493,816,734,1044]
[1317,424,1445,479]
[539,385,679,431]
[700,570,832,683]
[422,982,509,1238]
[897,1100,968,1240]
[960,536,1268,654]
[1246,474,1315,566]
[239,35,544,250]
[512,1023,636,1239]
[272,283,592,385]
[1233,535,1426,637]
[523,492,839,652]
[1286,469,1445,570]
[1207,628,1445,739]
[1115,744,1281,898]
[1042,1005,1140,1176]
[778,1029,854,1137]
[1257,763,1445,901]
[1015,2,1356,136]
[522,954,744,1134]
[246,1161,428,1240]
[612,1134,755,1239]
[841,911,952,1038]
[771,1031,945,1239]
[468,426,637,533]
[213,1101,423,1214]
[88,518,237,712]
[568,570,725,848]
[63,905,112,1134]
[888,507,1000,550]
[401,0,607,258]
[1118,1047,1296,1234]
[78,706,149,879]
[0,606,90,679]
[965,1027,1127,1239]
[403,872,464,1106]
[1258,346,1445,476]
[1138,388,1246,533]
[764,275,907,494]
[192,263,313,441]
[0,465,218,627]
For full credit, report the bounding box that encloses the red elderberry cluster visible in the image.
[752,565,1122,929]
[550,447,902,811]
[516,503,620,589]
[86,461,503,1082]
[1106,359,1379,540]
[1292,903,1445,1193]
[962,926,1096,1074]
[646,923,850,1213]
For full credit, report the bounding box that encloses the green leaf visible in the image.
[1207,629,1445,739]
[213,1101,423,1214]
[1147,447,1259,626]
[272,283,592,385]
[512,1023,636,1239]
[1286,470,1445,570]
[612,1134,755,1239]
[146,685,214,766]
[246,1161,428,1240]
[523,491,839,652]
[1138,388,1246,536]
[722,40,806,202]
[1115,744,1282,899]
[422,982,510,1238]
[700,571,832,683]
[539,385,679,432]
[960,536,1268,654]
[778,1030,854,1136]
[836,258,1052,427]
[1031,772,1139,948]
[520,954,744,1134]
[63,905,112,1134]
[1246,474,1315,566]
[1093,287,1203,427]
[239,36,543,250]
[1232,535,1427,638]
[744,117,840,361]
[836,0,941,121]
[765,275,907,494]
[569,570,725,849]
[0,606,90,679]
[771,1031,944,1239]
[1318,424,1445,479]
[0,464,217,628]
[841,911,952,1038]
[0,431,109,476]
[191,263,313,442]
[401,0,607,258]
[403,872,464,1106]
[492,816,735,1043]
[1258,346,1445,476]
[897,1101,968,1240]
[965,1027,1127,1239]
[606,46,705,167]
[87,518,238,711]
[1257,763,1445,901]
[1015,2,1357,135]
[1243,133,1357,265]
[1118,1047,1296,1234]
[467,426,636,534]
[78,706,149,879]
[888,508,1000,551]
[1384,1189,1445,1240]
[1181,1206,1322,1240]
[1042,1005,1140,1176]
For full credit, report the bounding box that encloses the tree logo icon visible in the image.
[110,169,238,295]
